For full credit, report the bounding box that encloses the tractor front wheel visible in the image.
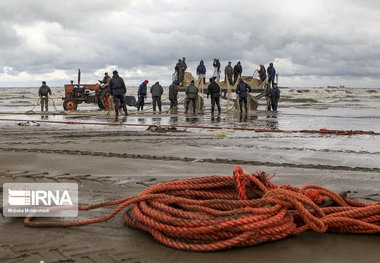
[98,88,114,110]
[63,98,77,111]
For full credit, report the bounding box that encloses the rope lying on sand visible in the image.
[0,117,379,136]
[24,166,380,251]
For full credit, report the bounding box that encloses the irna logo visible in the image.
[3,183,78,217]
[8,189,73,206]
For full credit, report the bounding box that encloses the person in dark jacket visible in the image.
[213,58,221,72]
[257,64,267,83]
[196,60,206,85]
[150,81,164,113]
[224,62,234,86]
[270,83,280,111]
[38,81,52,112]
[233,61,242,84]
[267,63,276,87]
[109,70,128,118]
[137,80,148,111]
[185,80,198,113]
[169,80,179,113]
[207,78,221,114]
[235,78,252,113]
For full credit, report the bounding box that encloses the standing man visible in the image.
[169,80,179,113]
[150,81,164,113]
[233,61,242,84]
[207,78,221,115]
[267,63,276,87]
[235,78,252,113]
[224,62,234,86]
[38,81,52,112]
[271,83,280,111]
[185,80,198,114]
[178,57,187,86]
[137,80,148,111]
[109,70,128,118]
[196,60,206,85]
[98,72,111,87]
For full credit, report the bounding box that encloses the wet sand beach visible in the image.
[0,117,379,262]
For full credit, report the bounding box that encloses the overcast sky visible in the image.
[1,0,380,87]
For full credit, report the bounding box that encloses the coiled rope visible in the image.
[24,167,380,251]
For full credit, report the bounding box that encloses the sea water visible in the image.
[0,86,379,132]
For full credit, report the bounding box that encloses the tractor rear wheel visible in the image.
[98,88,114,110]
[63,98,77,111]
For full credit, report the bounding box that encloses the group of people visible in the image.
[194,59,242,86]
[39,59,279,118]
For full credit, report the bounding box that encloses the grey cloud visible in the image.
[1,0,380,87]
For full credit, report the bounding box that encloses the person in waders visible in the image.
[236,78,252,113]
[169,80,179,113]
[207,78,221,115]
[38,81,52,112]
[150,81,164,113]
[271,83,280,111]
[264,83,272,111]
[185,80,198,114]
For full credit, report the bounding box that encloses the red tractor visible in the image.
[62,69,113,111]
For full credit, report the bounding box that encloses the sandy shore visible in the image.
[0,121,379,263]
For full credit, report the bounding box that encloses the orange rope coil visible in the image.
[24,167,380,251]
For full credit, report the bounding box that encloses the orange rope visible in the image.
[24,167,380,251]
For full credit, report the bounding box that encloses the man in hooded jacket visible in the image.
[267,63,276,87]
[196,60,206,85]
[207,78,221,114]
[109,70,128,118]
[150,81,164,113]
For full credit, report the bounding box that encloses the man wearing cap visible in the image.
[137,80,149,111]
[99,72,111,87]
[185,80,198,114]
[109,70,128,119]
[38,81,52,112]
[234,61,242,84]
[169,80,179,113]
